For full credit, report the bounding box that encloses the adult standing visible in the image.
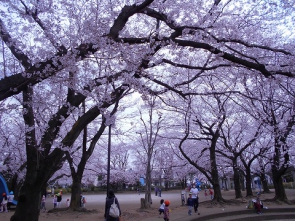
[189,184,199,213]
[56,193,62,208]
[104,190,121,221]
[59,190,63,204]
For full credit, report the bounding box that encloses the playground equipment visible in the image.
[0,173,17,207]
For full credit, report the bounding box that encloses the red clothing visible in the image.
[164,206,170,221]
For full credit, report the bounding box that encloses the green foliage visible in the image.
[283,182,295,189]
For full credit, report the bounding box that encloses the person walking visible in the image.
[209,188,214,200]
[104,190,121,221]
[190,184,199,213]
[187,193,194,215]
[40,195,46,212]
[158,199,165,217]
[53,195,57,208]
[163,200,170,221]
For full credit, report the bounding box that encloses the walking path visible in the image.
[1,189,295,221]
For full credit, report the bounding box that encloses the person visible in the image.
[158,188,162,197]
[163,200,170,221]
[209,188,214,200]
[40,195,46,212]
[204,189,208,197]
[7,191,14,210]
[53,195,57,208]
[1,193,8,212]
[190,184,199,213]
[59,190,63,205]
[158,199,165,217]
[254,193,263,214]
[80,194,83,207]
[104,190,121,221]
[56,193,62,208]
[81,196,86,208]
[187,193,194,215]
[66,198,70,207]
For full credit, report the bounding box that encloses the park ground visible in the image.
[1,188,295,221]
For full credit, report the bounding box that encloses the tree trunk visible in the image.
[272,168,288,201]
[70,175,83,209]
[272,142,288,201]
[233,161,242,198]
[260,172,270,193]
[10,186,41,221]
[245,167,253,197]
[143,159,152,209]
[210,140,223,202]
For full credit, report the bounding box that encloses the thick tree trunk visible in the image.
[210,142,223,202]
[233,161,242,198]
[272,169,288,201]
[272,142,288,201]
[245,167,253,197]
[70,175,83,209]
[10,176,45,221]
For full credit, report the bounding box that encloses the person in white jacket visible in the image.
[1,193,8,212]
[189,184,199,213]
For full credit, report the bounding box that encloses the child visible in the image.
[254,193,263,214]
[163,200,170,221]
[81,196,86,208]
[40,195,46,212]
[66,199,70,208]
[209,188,213,200]
[187,193,194,215]
[158,199,165,217]
[53,195,57,208]
[1,193,8,212]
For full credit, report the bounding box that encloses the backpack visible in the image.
[109,198,120,218]
[247,200,254,209]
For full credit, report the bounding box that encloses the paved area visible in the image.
[62,189,295,221]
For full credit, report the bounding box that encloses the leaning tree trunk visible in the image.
[11,86,65,221]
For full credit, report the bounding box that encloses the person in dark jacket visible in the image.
[104,190,121,221]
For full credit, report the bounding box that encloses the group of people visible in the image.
[0,191,14,212]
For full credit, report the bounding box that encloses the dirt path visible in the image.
[1,189,295,221]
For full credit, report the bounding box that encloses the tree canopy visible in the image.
[0,0,294,220]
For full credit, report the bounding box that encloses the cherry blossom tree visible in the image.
[240,76,295,201]
[218,113,263,198]
[0,1,294,220]
[135,95,164,208]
